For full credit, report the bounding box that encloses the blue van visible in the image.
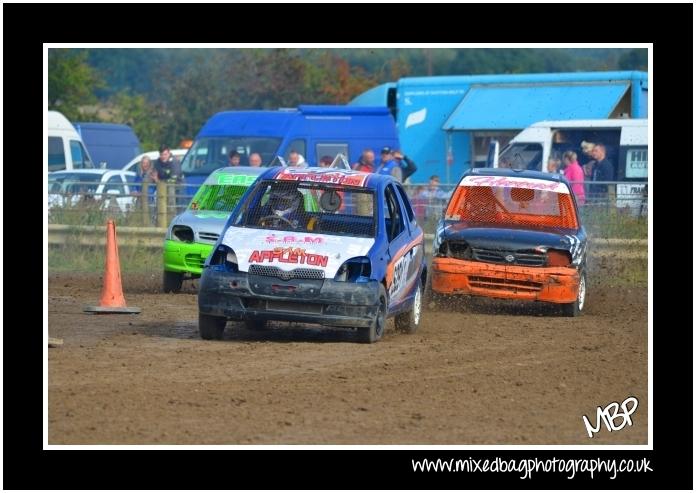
[178,105,400,194]
[74,122,141,169]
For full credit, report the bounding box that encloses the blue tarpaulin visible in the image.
[442,82,630,130]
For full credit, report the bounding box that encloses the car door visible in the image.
[383,183,418,312]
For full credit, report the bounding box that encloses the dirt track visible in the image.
[48,269,648,445]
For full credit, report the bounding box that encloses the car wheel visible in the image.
[358,284,387,343]
[244,319,267,331]
[163,271,183,293]
[561,270,586,317]
[395,277,422,334]
[199,313,226,340]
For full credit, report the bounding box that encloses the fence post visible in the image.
[140,183,150,226]
[157,181,168,228]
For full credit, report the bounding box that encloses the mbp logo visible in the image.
[582,396,639,438]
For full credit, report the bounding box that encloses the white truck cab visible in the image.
[47,111,95,172]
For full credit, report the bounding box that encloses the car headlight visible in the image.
[171,225,194,243]
[546,249,572,267]
[334,256,371,282]
[208,245,239,272]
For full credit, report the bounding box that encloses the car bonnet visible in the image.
[219,226,375,278]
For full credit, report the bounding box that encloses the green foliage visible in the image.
[48,49,104,120]
[107,92,164,151]
[49,48,644,150]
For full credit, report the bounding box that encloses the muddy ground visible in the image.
[48,265,648,445]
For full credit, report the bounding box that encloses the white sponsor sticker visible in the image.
[221,227,375,278]
[459,175,570,194]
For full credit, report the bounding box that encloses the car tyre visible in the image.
[358,284,387,343]
[199,313,226,340]
[395,277,422,334]
[163,271,183,293]
[561,270,586,317]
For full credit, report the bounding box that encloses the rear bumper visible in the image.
[163,240,213,276]
[198,267,381,328]
[431,257,579,304]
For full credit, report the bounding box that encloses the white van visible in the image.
[492,118,648,212]
[47,111,95,172]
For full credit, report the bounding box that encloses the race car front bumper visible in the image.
[431,257,579,304]
[198,266,381,327]
[163,239,214,276]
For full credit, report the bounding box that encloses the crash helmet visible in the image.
[268,188,303,218]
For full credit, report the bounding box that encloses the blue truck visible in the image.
[74,122,141,169]
[349,71,648,183]
[178,105,400,197]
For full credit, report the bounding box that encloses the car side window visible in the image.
[384,185,405,243]
[394,183,415,225]
[49,137,66,171]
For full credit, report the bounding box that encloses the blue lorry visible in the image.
[178,105,400,197]
[74,122,141,169]
[349,71,648,183]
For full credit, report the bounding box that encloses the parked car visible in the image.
[122,149,188,173]
[198,167,427,343]
[162,166,266,293]
[48,169,137,213]
[430,168,587,316]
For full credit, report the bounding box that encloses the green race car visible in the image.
[163,166,266,292]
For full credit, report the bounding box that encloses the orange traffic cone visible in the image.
[84,220,141,314]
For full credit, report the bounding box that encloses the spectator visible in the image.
[418,175,449,201]
[228,150,241,166]
[248,152,262,167]
[133,155,158,197]
[287,150,306,167]
[376,147,403,182]
[319,155,333,168]
[392,149,418,182]
[562,150,585,206]
[353,149,376,172]
[154,145,182,183]
[547,155,561,174]
[589,143,614,202]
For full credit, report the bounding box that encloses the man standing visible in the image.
[353,149,376,173]
[248,153,262,167]
[589,143,614,203]
[154,145,182,183]
[392,149,417,182]
[228,150,241,166]
[376,147,402,182]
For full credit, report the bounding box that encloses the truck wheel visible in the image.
[561,271,586,317]
[199,313,226,340]
[395,278,422,334]
[244,319,267,331]
[163,271,183,293]
[358,284,387,343]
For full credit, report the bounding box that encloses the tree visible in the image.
[48,49,103,120]
[618,49,648,71]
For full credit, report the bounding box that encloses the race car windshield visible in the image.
[232,180,376,238]
[188,184,248,212]
[446,185,579,230]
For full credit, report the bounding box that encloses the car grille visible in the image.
[469,275,543,293]
[198,231,220,243]
[184,253,205,270]
[248,264,325,280]
[472,248,545,267]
